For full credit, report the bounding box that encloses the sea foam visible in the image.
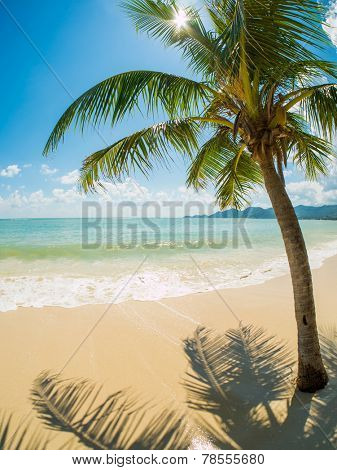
[1,238,336,312]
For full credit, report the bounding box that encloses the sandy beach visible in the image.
[0,255,336,448]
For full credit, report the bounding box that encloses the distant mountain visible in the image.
[185,205,337,220]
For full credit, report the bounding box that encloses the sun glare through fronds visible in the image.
[174,9,187,28]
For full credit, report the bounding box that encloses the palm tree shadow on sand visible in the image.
[1,374,191,450]
[1,324,336,450]
[184,324,337,450]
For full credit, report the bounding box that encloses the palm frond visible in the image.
[264,61,337,92]
[43,70,211,154]
[300,84,337,140]
[206,5,227,35]
[122,0,225,77]
[31,371,190,450]
[79,118,201,193]
[209,0,329,77]
[43,0,337,240]
[187,130,263,209]
[186,129,235,190]
[287,113,336,180]
[216,149,263,209]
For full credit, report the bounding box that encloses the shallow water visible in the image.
[0,217,336,311]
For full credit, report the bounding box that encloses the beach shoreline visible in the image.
[1,218,337,313]
[1,255,336,428]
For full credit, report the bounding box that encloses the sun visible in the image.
[174,9,188,29]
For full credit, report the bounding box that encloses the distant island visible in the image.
[185,205,337,220]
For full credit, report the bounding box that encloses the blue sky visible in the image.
[1,0,337,217]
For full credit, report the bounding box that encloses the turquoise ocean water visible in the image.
[0,217,336,311]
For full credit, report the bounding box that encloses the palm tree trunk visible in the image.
[258,155,328,392]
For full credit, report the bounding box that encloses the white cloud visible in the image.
[23,163,32,168]
[28,190,51,207]
[52,188,82,203]
[0,164,21,178]
[0,178,217,217]
[287,180,337,206]
[59,169,80,185]
[177,185,214,204]
[0,189,52,208]
[93,178,219,216]
[40,164,58,175]
[95,178,216,209]
[97,178,151,203]
[2,166,337,218]
[252,177,337,209]
[11,191,26,207]
[324,2,337,45]
[0,187,84,217]
[250,187,270,208]
[282,160,337,206]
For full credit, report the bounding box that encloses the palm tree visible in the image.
[43,0,337,392]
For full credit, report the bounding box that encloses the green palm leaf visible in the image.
[287,113,335,179]
[264,61,337,91]
[44,1,337,203]
[186,129,236,189]
[79,118,201,192]
[43,70,212,154]
[122,0,225,77]
[209,0,329,77]
[187,131,263,209]
[300,84,337,139]
[215,150,263,209]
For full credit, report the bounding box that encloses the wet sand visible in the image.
[0,255,336,448]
